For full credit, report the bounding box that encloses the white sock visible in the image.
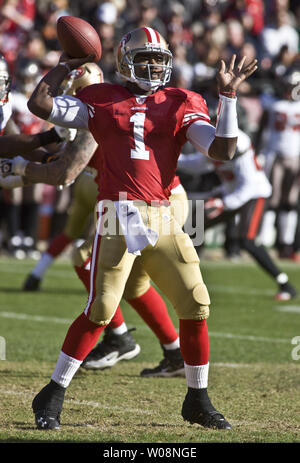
[276,273,288,285]
[111,322,128,335]
[278,210,298,245]
[32,252,54,278]
[184,362,209,389]
[163,337,180,350]
[51,351,82,388]
[257,210,276,247]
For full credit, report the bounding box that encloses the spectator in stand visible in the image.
[224,19,247,59]
[171,44,194,90]
[93,2,120,82]
[0,0,36,72]
[38,0,72,52]
[260,1,299,60]
[165,2,192,50]
[19,30,48,64]
[294,3,300,50]
[125,0,167,38]
[222,0,265,39]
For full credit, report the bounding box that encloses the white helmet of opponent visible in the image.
[0,54,11,103]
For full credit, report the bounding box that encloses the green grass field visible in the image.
[0,255,300,447]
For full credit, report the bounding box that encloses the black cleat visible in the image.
[140,346,185,377]
[276,282,298,301]
[32,380,65,430]
[23,274,41,292]
[181,388,232,430]
[81,327,141,370]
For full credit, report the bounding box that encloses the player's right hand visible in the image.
[59,52,95,71]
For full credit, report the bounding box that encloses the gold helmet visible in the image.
[116,27,172,91]
[61,62,103,96]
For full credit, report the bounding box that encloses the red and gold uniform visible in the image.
[70,83,211,325]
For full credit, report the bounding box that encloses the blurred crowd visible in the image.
[0,0,300,260]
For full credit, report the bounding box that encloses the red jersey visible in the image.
[170,175,181,190]
[77,83,210,203]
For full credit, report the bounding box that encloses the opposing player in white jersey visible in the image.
[256,70,300,259]
[178,128,297,300]
[0,55,13,135]
[0,54,75,163]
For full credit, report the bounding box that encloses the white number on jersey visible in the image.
[130,112,149,160]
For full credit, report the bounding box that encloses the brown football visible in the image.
[57,16,102,61]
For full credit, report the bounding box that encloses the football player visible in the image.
[255,69,300,259]
[0,55,75,164]
[22,62,105,292]
[178,128,298,300]
[74,173,188,375]
[2,62,185,376]
[25,26,257,430]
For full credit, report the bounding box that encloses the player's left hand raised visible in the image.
[217,55,258,93]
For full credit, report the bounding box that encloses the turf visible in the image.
[0,256,299,447]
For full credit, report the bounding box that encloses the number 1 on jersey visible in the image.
[130,112,150,160]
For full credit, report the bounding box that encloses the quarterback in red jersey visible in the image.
[27,26,257,431]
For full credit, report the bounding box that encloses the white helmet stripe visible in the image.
[143,27,160,44]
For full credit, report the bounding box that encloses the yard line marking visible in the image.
[213,362,251,368]
[275,305,300,314]
[211,284,274,296]
[208,331,289,343]
[0,311,73,325]
[0,389,153,415]
[0,311,291,344]
[0,265,74,279]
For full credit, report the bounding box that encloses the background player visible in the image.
[22,62,104,291]
[0,52,76,256]
[255,69,300,260]
[1,62,186,377]
[178,128,298,301]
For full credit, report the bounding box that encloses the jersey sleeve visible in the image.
[76,83,109,107]
[181,90,211,130]
[175,89,214,154]
[48,95,89,129]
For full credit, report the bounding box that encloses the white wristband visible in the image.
[13,156,29,176]
[215,94,238,138]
